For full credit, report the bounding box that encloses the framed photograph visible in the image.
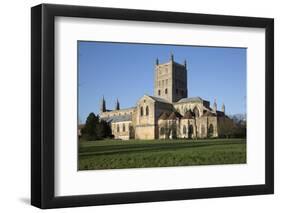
[31,4,274,209]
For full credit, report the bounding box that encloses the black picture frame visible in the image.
[31,3,274,209]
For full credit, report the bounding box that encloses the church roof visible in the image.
[102,114,132,123]
[147,95,171,104]
[177,97,203,103]
[108,106,135,113]
[167,111,182,120]
[203,110,216,117]
[216,110,225,117]
[182,110,194,119]
[158,112,170,120]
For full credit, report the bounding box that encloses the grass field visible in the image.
[78,138,246,170]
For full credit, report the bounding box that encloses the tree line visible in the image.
[219,115,246,138]
[80,113,112,141]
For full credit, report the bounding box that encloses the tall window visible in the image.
[183,125,187,134]
[146,106,149,116]
[140,106,144,116]
[208,124,214,137]
[193,106,199,117]
[165,88,168,94]
[117,124,119,132]
[160,127,165,135]
[158,90,161,96]
[188,125,193,138]
[123,123,126,132]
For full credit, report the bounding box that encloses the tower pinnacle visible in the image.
[100,96,106,113]
[115,98,120,110]
[170,52,174,62]
[222,103,225,113]
[156,58,159,65]
[213,98,217,112]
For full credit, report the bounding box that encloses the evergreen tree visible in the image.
[81,112,112,141]
[81,112,99,140]
[96,120,112,139]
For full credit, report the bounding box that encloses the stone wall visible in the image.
[173,102,205,116]
[135,96,156,140]
[135,125,155,140]
[100,107,136,119]
[172,63,188,102]
[111,121,132,140]
[154,62,173,102]
[158,116,219,139]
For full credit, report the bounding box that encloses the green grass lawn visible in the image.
[78,138,246,170]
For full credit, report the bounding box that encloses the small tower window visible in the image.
[146,106,149,116]
[165,88,168,94]
[158,90,161,96]
[140,106,144,116]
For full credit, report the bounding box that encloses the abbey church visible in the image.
[100,54,233,140]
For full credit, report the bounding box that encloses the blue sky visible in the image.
[78,41,246,123]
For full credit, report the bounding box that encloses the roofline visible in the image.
[101,106,136,113]
[173,97,205,104]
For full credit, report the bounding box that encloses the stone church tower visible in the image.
[154,53,188,102]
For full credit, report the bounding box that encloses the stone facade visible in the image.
[100,54,232,140]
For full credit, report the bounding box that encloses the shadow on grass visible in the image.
[79,141,245,157]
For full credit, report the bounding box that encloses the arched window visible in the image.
[158,90,161,96]
[160,127,165,135]
[183,125,187,134]
[140,106,143,116]
[146,106,149,116]
[188,125,193,138]
[165,88,168,94]
[117,124,120,133]
[123,123,126,132]
[193,106,199,118]
[208,124,214,137]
